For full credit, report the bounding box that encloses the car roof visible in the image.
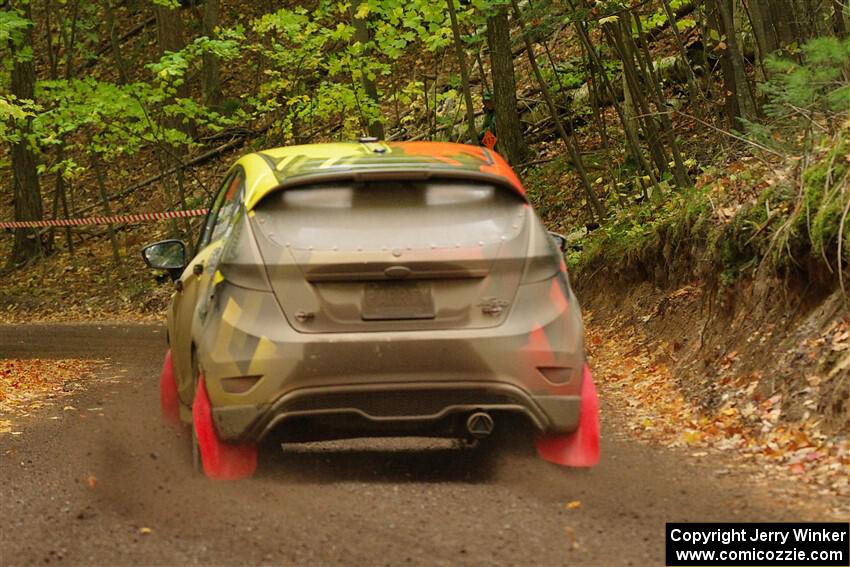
[238,141,526,210]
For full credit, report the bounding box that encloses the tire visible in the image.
[191,375,258,480]
[535,364,600,467]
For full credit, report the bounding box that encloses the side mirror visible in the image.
[548,231,568,252]
[142,240,186,281]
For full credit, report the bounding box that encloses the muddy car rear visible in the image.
[144,141,599,479]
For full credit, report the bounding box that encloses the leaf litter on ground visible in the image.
[586,314,850,517]
[0,358,105,433]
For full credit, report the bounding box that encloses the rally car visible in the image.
[143,140,599,479]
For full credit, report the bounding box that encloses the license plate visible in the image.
[361,281,435,320]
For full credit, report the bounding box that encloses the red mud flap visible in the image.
[535,364,600,467]
[159,350,181,425]
[192,376,257,480]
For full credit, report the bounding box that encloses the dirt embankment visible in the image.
[579,267,850,433]
[576,264,850,511]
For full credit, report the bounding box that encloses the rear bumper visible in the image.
[196,275,586,441]
[212,381,581,442]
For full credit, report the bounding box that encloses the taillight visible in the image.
[520,214,562,283]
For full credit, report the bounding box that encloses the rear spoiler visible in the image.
[245,169,529,211]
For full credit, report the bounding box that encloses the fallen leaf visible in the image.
[566,500,581,510]
[682,430,702,445]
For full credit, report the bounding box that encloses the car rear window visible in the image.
[252,180,527,251]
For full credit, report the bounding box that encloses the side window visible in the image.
[198,169,244,250]
[210,171,244,242]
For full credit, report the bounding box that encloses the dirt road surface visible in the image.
[1,324,810,566]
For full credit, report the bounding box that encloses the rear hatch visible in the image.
[250,179,531,332]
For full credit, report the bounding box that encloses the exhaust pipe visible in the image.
[466,412,495,439]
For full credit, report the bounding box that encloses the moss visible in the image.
[810,191,846,256]
[569,191,691,274]
[805,142,850,260]
[548,132,850,289]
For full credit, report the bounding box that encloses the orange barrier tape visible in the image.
[0,208,209,229]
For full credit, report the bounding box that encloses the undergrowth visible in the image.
[565,131,850,291]
[557,35,850,291]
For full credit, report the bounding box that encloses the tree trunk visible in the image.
[153,0,194,220]
[632,12,690,188]
[752,0,779,54]
[833,0,848,38]
[622,72,641,162]
[742,0,770,80]
[485,6,528,164]
[44,0,59,79]
[583,47,610,152]
[716,0,758,125]
[761,0,797,52]
[202,0,223,108]
[61,0,80,80]
[58,173,73,255]
[446,0,479,144]
[512,0,605,220]
[660,0,702,113]
[795,0,824,42]
[8,2,45,267]
[474,49,491,93]
[706,1,742,126]
[351,0,384,139]
[154,2,189,99]
[569,13,661,192]
[43,0,82,254]
[52,147,75,255]
[103,0,130,83]
[89,152,121,265]
[603,20,669,176]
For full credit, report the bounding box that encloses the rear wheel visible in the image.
[191,374,258,480]
[535,364,600,467]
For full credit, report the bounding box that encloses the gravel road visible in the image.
[0,324,803,566]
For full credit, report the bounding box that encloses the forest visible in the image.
[1,0,850,556]
[2,0,847,271]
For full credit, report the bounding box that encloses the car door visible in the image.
[169,167,245,408]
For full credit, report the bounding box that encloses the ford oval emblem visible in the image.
[384,265,412,279]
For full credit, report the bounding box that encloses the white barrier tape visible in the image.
[0,208,209,229]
